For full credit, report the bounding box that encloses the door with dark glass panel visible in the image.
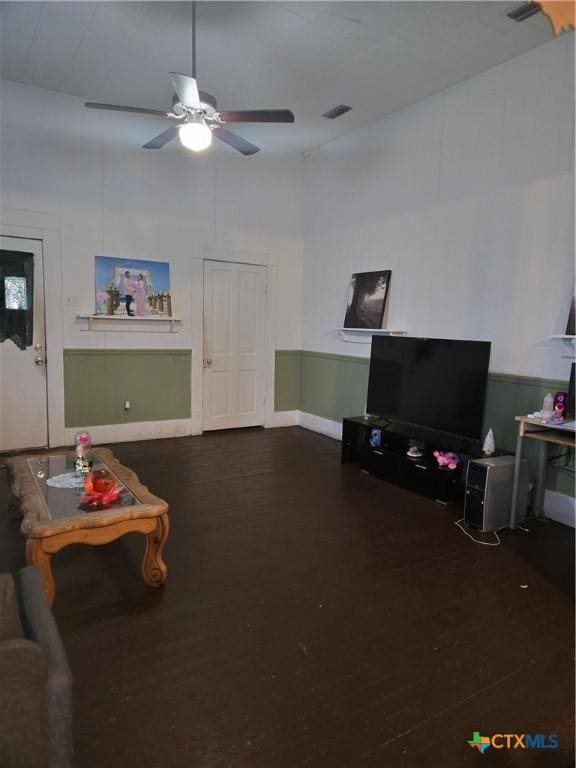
[0,236,47,451]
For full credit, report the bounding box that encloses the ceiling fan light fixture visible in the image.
[179,117,212,152]
[84,0,292,156]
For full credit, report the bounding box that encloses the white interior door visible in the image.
[0,236,47,451]
[203,260,266,430]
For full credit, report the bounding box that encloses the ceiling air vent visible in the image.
[506,2,541,22]
[322,104,352,120]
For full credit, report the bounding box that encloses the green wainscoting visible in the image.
[64,349,191,427]
[275,350,369,419]
[274,350,574,496]
[300,351,369,422]
[274,350,301,412]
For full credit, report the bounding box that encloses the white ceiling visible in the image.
[0,1,561,153]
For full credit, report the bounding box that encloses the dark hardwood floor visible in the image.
[1,427,574,768]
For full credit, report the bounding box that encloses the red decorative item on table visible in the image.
[79,468,122,511]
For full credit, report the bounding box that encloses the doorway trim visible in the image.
[199,246,277,431]
[0,208,65,447]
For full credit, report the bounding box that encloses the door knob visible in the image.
[203,358,213,367]
[34,357,45,366]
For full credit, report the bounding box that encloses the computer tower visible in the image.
[464,456,529,532]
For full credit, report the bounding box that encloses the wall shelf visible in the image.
[76,314,182,333]
[550,335,576,359]
[337,328,407,344]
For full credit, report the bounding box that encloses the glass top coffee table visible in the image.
[5,447,169,604]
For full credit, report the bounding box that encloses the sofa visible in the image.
[0,566,73,768]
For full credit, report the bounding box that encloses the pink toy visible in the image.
[433,450,460,471]
[74,431,91,458]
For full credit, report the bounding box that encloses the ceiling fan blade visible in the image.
[218,109,295,124]
[143,125,179,149]
[213,127,260,156]
[85,102,170,118]
[169,73,200,109]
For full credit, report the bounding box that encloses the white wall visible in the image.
[0,79,304,441]
[302,35,575,380]
[1,32,574,447]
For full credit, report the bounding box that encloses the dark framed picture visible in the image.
[344,270,391,329]
[565,295,575,336]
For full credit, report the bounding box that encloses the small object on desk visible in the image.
[542,393,554,421]
[407,445,423,458]
[482,428,495,456]
[553,391,567,419]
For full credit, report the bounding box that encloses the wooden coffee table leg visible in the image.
[26,538,55,605]
[142,513,169,587]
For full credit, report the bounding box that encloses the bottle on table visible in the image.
[542,393,554,421]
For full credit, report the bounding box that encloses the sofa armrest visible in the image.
[17,566,73,768]
[0,637,49,768]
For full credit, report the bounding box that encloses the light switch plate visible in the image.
[64,294,78,307]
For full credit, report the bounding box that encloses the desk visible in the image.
[509,416,575,529]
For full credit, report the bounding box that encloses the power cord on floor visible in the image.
[454,518,532,546]
[454,518,501,546]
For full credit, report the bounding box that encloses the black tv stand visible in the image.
[341,416,503,505]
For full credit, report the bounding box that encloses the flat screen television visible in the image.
[367,336,491,440]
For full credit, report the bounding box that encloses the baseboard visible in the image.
[62,418,197,447]
[297,411,342,440]
[544,489,576,528]
[272,410,300,428]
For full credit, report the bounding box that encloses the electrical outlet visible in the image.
[64,294,78,307]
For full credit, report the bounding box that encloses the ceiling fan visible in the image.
[84,3,294,156]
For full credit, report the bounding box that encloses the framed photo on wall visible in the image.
[343,270,391,329]
[94,255,172,317]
